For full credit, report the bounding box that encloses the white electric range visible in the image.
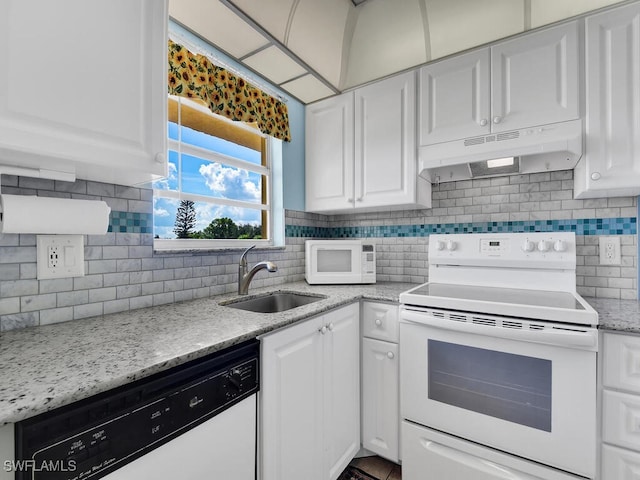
[399,232,598,480]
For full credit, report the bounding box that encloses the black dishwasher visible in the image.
[15,339,259,480]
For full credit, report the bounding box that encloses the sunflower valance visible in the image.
[168,40,291,142]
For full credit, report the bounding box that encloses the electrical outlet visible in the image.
[599,236,621,265]
[48,246,60,268]
[37,235,85,279]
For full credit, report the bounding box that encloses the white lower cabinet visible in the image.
[602,444,640,480]
[601,332,640,479]
[361,338,399,462]
[361,302,400,463]
[261,303,360,480]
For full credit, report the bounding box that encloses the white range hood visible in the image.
[418,119,583,183]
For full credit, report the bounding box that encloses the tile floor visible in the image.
[347,455,401,480]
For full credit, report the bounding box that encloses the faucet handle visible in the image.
[240,244,256,265]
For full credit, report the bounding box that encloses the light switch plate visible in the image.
[599,236,621,265]
[37,235,85,279]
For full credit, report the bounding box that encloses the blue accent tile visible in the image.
[284,217,637,239]
[109,211,153,234]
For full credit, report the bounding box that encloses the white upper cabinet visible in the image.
[306,71,430,213]
[354,72,422,209]
[0,0,168,186]
[491,21,579,133]
[419,21,579,146]
[305,93,355,211]
[574,2,640,199]
[419,49,491,145]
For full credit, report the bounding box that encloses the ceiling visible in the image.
[169,0,625,105]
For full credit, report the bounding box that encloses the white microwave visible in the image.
[305,239,376,284]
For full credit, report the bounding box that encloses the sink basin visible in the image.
[221,291,326,313]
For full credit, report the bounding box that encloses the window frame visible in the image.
[153,97,283,251]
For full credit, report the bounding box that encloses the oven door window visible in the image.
[428,340,552,431]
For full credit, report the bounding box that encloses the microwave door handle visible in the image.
[401,310,597,350]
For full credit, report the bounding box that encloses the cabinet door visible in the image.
[361,338,399,463]
[354,72,417,208]
[323,303,360,480]
[261,317,324,480]
[603,390,640,451]
[362,302,399,343]
[305,93,354,212]
[576,3,640,196]
[0,0,168,186]
[491,21,579,133]
[602,444,640,480]
[603,333,640,394]
[418,49,491,145]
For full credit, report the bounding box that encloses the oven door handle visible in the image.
[421,439,540,479]
[401,310,598,350]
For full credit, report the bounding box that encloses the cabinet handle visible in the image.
[155,153,166,164]
[327,322,334,332]
[375,319,382,326]
[347,198,354,203]
[493,116,502,124]
[319,326,327,335]
[387,352,395,359]
[479,118,488,127]
[591,172,601,181]
[356,197,363,202]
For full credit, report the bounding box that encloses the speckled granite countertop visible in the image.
[586,297,640,334]
[0,281,415,426]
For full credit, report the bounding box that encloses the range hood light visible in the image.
[486,157,515,168]
[468,157,521,177]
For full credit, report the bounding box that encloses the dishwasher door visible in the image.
[104,394,256,480]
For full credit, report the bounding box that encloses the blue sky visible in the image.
[153,123,264,238]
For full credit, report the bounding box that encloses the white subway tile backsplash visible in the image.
[0,171,636,331]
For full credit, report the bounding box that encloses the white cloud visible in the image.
[154,207,170,217]
[198,163,261,202]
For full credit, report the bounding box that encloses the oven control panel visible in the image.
[429,232,576,270]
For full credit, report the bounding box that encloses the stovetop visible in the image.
[400,232,598,326]
[400,282,598,326]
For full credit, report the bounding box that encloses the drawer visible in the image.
[603,333,640,394]
[603,389,640,451]
[602,444,640,480]
[362,302,399,343]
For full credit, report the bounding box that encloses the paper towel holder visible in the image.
[0,165,76,194]
[0,166,78,230]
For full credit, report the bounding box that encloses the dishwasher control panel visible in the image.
[15,340,259,480]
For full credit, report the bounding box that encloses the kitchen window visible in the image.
[153,96,283,250]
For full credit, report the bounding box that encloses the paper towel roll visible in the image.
[0,194,111,234]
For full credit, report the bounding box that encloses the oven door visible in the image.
[400,308,597,478]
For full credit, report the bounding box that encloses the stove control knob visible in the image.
[446,240,457,251]
[434,240,445,251]
[537,240,550,252]
[522,240,535,252]
[553,240,566,252]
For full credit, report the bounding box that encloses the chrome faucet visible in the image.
[238,245,278,295]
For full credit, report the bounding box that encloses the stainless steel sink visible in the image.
[221,291,326,313]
